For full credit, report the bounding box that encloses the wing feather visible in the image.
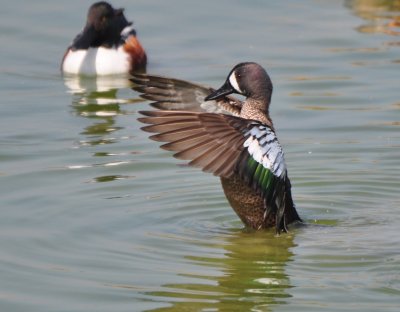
[138,110,300,232]
[132,73,242,115]
[139,110,249,178]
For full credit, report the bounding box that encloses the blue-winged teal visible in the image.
[62,1,147,75]
[134,62,302,233]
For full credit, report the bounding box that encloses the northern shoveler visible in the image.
[62,1,147,75]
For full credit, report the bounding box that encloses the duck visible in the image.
[61,1,147,76]
[133,62,302,233]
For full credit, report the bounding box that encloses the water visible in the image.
[1,0,399,311]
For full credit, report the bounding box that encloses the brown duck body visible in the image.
[221,175,300,229]
[220,97,272,228]
[134,62,302,233]
[220,98,299,229]
[221,175,271,228]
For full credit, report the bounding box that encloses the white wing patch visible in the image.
[243,125,286,177]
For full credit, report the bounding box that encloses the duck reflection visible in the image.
[345,0,400,36]
[64,75,144,183]
[64,74,140,145]
[145,230,296,312]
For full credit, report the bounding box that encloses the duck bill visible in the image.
[204,80,234,101]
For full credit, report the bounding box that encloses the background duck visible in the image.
[133,62,302,233]
[61,1,147,76]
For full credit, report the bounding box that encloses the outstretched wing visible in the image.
[139,110,296,232]
[131,73,242,116]
[139,110,246,177]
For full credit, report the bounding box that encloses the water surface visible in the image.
[1,0,399,311]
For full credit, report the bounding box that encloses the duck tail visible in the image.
[284,178,302,224]
[275,177,302,234]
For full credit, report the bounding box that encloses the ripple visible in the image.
[2,1,400,311]
[66,160,132,170]
[88,175,135,183]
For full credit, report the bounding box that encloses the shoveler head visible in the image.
[62,1,147,76]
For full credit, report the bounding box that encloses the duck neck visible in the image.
[241,99,273,128]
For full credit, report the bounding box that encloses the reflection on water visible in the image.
[63,74,133,95]
[346,0,400,35]
[64,75,133,144]
[65,75,129,145]
[64,76,140,145]
[64,74,141,182]
[90,174,134,183]
[146,230,296,312]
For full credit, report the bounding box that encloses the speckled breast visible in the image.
[220,175,276,229]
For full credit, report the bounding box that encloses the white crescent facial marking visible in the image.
[229,72,241,93]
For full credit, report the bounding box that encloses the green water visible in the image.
[1,0,399,311]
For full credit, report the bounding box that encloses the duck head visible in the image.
[205,62,273,103]
[71,1,134,50]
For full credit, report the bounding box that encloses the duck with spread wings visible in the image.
[132,62,302,233]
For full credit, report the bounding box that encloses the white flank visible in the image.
[229,72,241,93]
[62,46,131,76]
